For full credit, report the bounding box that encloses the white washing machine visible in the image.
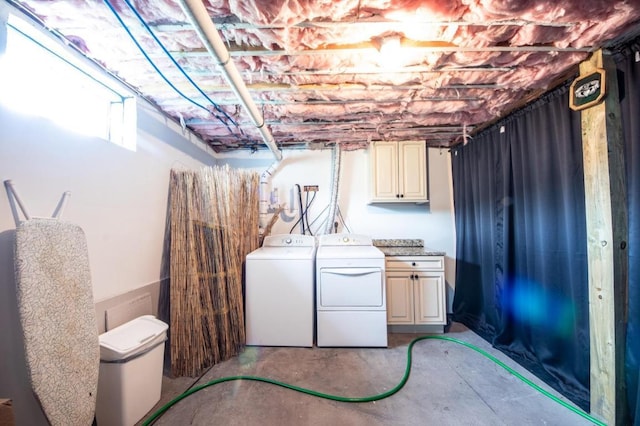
[245,234,316,347]
[316,234,387,347]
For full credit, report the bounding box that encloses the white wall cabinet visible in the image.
[369,141,428,203]
[386,256,446,326]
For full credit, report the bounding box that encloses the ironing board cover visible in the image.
[14,218,99,425]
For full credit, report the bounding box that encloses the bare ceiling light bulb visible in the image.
[379,35,402,58]
[378,35,415,69]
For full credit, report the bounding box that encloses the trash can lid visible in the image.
[99,315,168,361]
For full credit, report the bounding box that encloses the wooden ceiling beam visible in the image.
[176,65,516,77]
[146,82,505,92]
[152,18,576,32]
[164,43,592,58]
[159,96,484,106]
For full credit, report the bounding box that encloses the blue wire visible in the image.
[120,0,239,128]
[102,0,236,135]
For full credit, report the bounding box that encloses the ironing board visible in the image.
[13,214,99,424]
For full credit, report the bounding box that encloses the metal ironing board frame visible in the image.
[4,179,71,225]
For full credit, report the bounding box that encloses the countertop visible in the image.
[372,239,446,257]
[376,246,446,256]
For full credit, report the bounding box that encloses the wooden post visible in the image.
[579,49,628,425]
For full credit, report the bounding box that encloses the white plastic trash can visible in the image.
[96,315,168,426]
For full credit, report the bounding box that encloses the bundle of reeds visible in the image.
[168,166,259,377]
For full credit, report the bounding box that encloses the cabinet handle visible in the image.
[400,194,404,198]
[412,262,416,266]
[396,194,400,198]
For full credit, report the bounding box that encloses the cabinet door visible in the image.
[414,272,446,325]
[386,272,413,324]
[399,141,427,201]
[370,142,399,201]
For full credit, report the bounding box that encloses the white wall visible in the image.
[219,146,457,302]
[0,101,217,425]
[0,91,457,425]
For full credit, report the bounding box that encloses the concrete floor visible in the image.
[140,323,595,426]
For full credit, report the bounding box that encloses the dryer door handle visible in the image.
[321,268,381,277]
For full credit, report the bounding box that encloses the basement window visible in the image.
[0,14,137,151]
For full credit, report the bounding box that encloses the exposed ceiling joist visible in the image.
[152,18,577,32]
[144,82,503,92]
[170,97,484,106]
[165,44,593,58]
[177,66,516,76]
[191,121,472,129]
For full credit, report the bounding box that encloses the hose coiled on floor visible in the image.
[142,335,605,426]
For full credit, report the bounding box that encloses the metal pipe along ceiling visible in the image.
[177,0,283,162]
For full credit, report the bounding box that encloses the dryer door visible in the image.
[317,267,384,310]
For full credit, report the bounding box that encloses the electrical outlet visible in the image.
[303,185,319,192]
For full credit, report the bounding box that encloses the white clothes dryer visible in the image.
[245,234,316,347]
[315,234,387,347]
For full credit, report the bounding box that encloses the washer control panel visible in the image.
[262,234,316,247]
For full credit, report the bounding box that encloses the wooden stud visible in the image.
[580,49,628,425]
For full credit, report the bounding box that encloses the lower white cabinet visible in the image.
[386,256,446,326]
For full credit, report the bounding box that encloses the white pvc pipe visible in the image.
[259,161,280,230]
[178,0,282,162]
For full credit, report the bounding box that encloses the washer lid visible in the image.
[246,245,317,260]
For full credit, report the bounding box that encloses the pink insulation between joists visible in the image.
[12,0,640,151]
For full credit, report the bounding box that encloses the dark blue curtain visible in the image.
[618,42,640,426]
[451,85,591,410]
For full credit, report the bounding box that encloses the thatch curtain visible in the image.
[168,166,259,377]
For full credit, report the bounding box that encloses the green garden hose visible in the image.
[142,335,605,426]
